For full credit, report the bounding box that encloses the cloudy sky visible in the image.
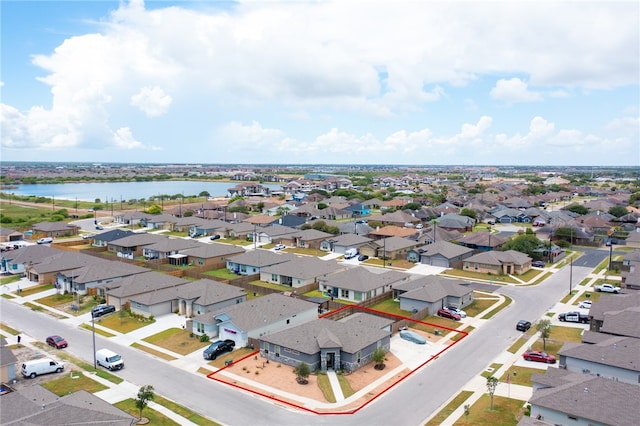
[1,0,638,166]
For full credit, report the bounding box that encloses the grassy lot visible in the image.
[1,293,16,299]
[573,291,601,305]
[143,328,209,355]
[368,298,412,317]
[204,269,239,280]
[153,395,221,426]
[560,290,578,303]
[209,348,255,368]
[366,258,413,269]
[481,363,503,378]
[303,289,328,299]
[453,394,525,425]
[546,326,584,343]
[507,337,529,354]
[95,311,155,334]
[425,390,473,426]
[412,316,461,335]
[0,322,20,335]
[337,373,355,398]
[0,275,22,285]
[115,398,180,425]
[35,292,74,307]
[41,371,108,395]
[442,269,518,284]
[15,283,54,297]
[79,323,116,337]
[529,271,553,285]
[287,247,326,257]
[578,278,591,286]
[481,295,513,320]
[316,373,336,403]
[249,279,290,291]
[224,238,252,246]
[131,342,178,361]
[499,366,542,387]
[463,297,499,317]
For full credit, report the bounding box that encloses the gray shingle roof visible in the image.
[108,233,167,247]
[63,261,149,284]
[181,243,245,259]
[318,267,408,293]
[210,293,317,331]
[599,307,640,338]
[559,336,640,372]
[464,249,531,266]
[106,271,189,298]
[325,234,373,246]
[261,317,390,354]
[260,257,345,280]
[394,275,472,302]
[589,292,640,321]
[414,240,474,259]
[226,250,296,268]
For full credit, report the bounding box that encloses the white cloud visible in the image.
[219,121,284,147]
[490,78,542,103]
[130,86,172,117]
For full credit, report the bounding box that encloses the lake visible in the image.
[5,181,283,202]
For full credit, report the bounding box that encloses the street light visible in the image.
[569,256,573,295]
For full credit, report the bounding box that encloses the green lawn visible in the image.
[316,373,336,403]
[153,395,221,426]
[453,394,525,425]
[506,337,528,354]
[0,275,22,285]
[442,269,518,284]
[368,298,412,317]
[79,323,116,337]
[481,295,513,319]
[425,390,474,426]
[204,269,240,280]
[41,371,108,395]
[115,398,180,425]
[143,328,209,355]
[0,322,20,335]
[35,292,74,307]
[463,298,499,317]
[131,342,178,361]
[94,311,155,333]
[499,366,542,387]
[17,283,54,297]
[481,363,503,378]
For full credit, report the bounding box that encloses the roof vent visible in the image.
[583,387,588,393]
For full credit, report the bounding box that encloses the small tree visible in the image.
[294,362,310,384]
[486,376,498,411]
[536,319,552,350]
[135,385,155,421]
[464,403,470,423]
[372,347,386,370]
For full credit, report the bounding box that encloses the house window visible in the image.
[567,415,577,421]
[357,351,361,363]
[275,345,280,357]
[271,274,278,282]
[474,263,478,270]
[354,292,362,301]
[264,343,269,354]
[198,258,204,265]
[236,298,242,304]
[197,322,205,333]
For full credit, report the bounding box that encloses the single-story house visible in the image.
[0,338,18,383]
[259,314,392,372]
[141,238,202,260]
[191,293,318,346]
[103,271,190,310]
[0,244,59,276]
[406,240,474,267]
[107,233,168,259]
[178,243,245,269]
[318,267,409,303]
[31,221,80,240]
[91,229,137,248]
[455,231,508,252]
[320,234,373,254]
[393,275,473,314]
[259,257,346,289]
[56,261,150,295]
[462,250,532,275]
[0,227,24,243]
[283,229,334,250]
[226,250,296,276]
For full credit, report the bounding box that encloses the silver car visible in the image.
[445,306,467,318]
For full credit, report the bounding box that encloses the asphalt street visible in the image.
[0,248,609,426]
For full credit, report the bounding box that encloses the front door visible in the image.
[326,352,335,370]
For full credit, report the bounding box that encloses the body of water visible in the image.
[4,181,283,202]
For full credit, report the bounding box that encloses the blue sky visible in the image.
[1,0,638,166]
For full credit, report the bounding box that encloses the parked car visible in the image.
[531,260,545,268]
[96,348,124,370]
[21,358,64,378]
[523,350,556,364]
[516,320,532,332]
[203,339,236,360]
[46,335,68,349]
[95,225,104,230]
[37,237,53,244]
[578,300,592,309]
[444,306,467,318]
[274,244,286,251]
[399,330,426,344]
[437,308,461,321]
[91,304,116,318]
[357,254,369,262]
[558,311,592,323]
[210,235,221,240]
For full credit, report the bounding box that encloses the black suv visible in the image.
[92,304,116,318]
[203,339,235,360]
[516,320,532,332]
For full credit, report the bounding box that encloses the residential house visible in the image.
[528,369,639,426]
[284,229,334,250]
[112,211,153,227]
[130,278,246,318]
[367,210,420,226]
[253,224,298,246]
[621,268,640,291]
[141,237,202,260]
[369,236,420,261]
[435,214,475,232]
[558,336,640,385]
[456,231,508,252]
[226,250,296,276]
[140,213,178,231]
[318,267,409,303]
[259,257,346,289]
[463,250,532,275]
[31,221,80,239]
[393,275,473,314]
[91,229,137,248]
[191,293,318,346]
[259,315,391,372]
[103,271,190,310]
[343,203,371,217]
[107,233,167,259]
[178,243,245,269]
[320,234,373,254]
[0,244,59,275]
[56,260,150,296]
[0,227,23,243]
[25,251,106,285]
[588,292,640,336]
[0,338,18,383]
[367,226,418,240]
[406,240,474,267]
[0,386,136,425]
[489,207,532,224]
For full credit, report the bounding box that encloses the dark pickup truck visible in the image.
[558,311,592,323]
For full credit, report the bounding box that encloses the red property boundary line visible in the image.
[207,304,468,415]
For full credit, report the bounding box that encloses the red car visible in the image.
[523,350,556,364]
[437,308,461,321]
[46,335,68,349]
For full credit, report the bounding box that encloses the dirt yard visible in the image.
[211,351,409,413]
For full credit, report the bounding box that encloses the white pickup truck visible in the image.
[594,284,621,293]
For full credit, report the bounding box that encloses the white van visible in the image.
[96,348,124,370]
[344,248,358,259]
[21,358,64,378]
[37,237,53,244]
